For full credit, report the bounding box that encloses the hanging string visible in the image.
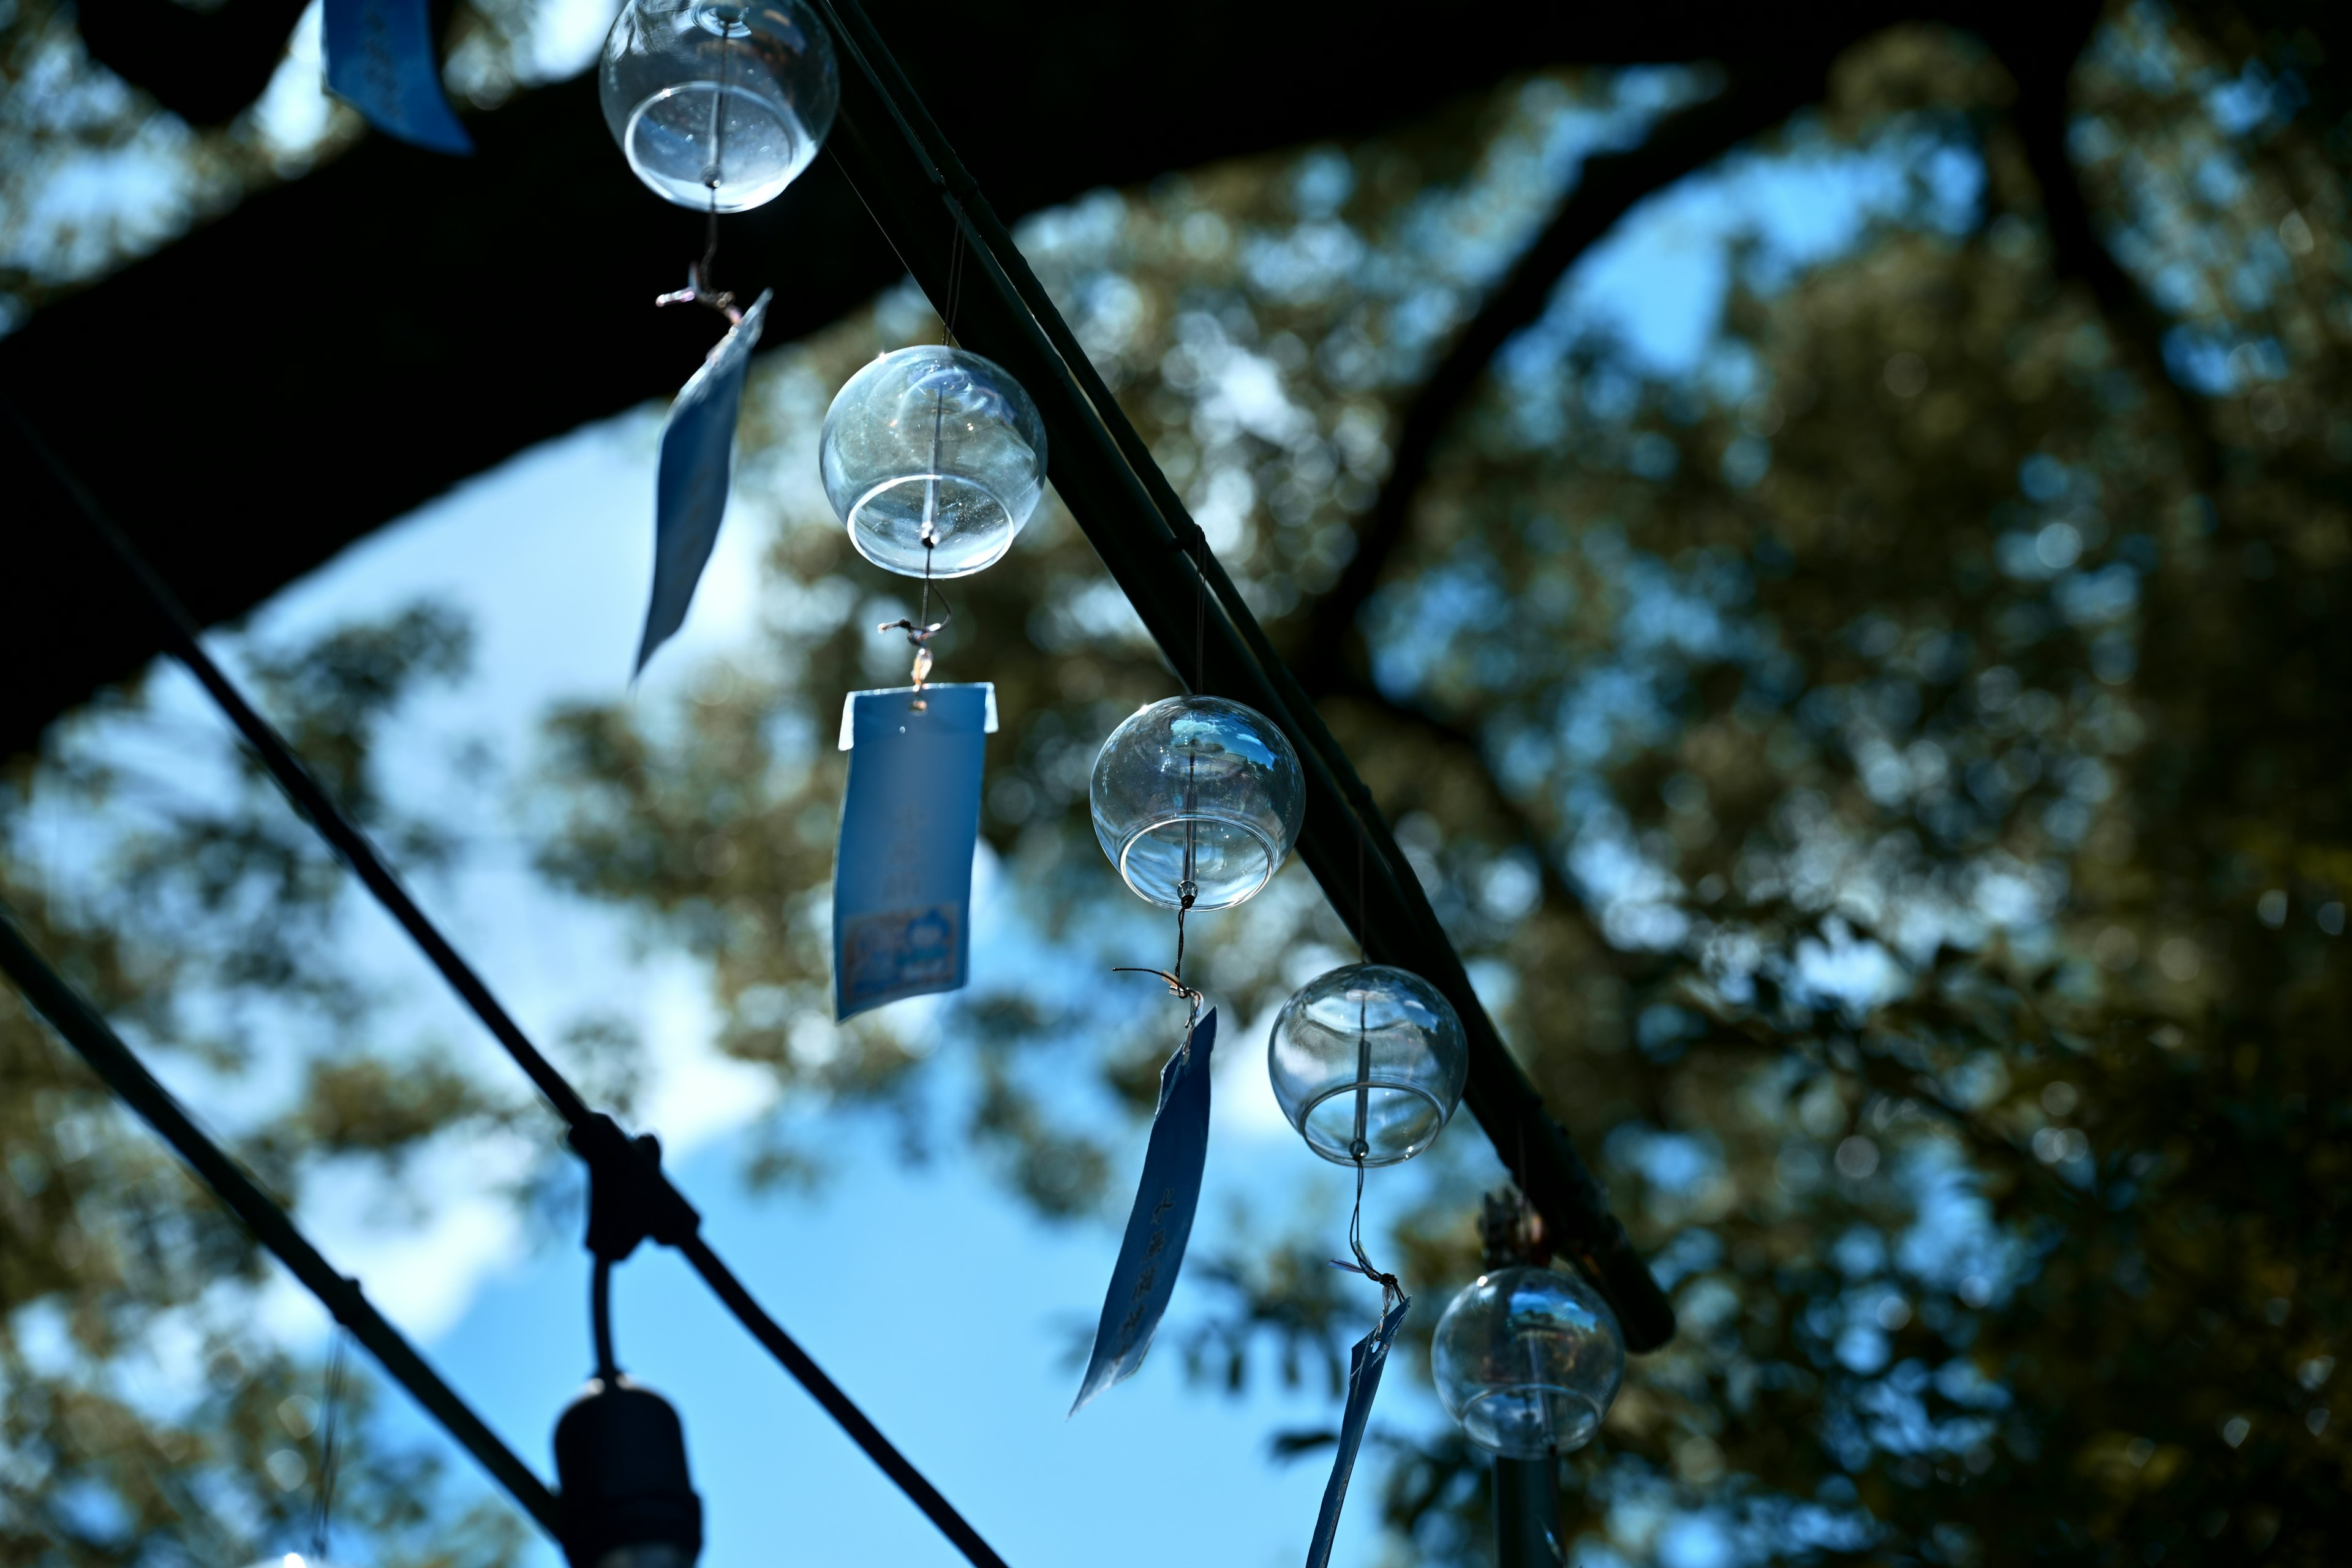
[941,216,968,349]
[655,24,742,325]
[1331,1156,1404,1320]
[591,1254,619,1382]
[1192,530,1207,695]
[309,1331,348,1564]
[876,347,956,703]
[1356,833,1368,964]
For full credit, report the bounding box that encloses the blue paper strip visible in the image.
[633,292,772,677]
[323,0,474,156]
[1071,1008,1216,1414]
[832,683,992,1020]
[1305,1297,1411,1568]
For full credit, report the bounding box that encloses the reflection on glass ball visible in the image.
[1431,1265,1624,1458]
[821,347,1048,578]
[238,1556,358,1568]
[1090,696,1303,910]
[600,0,838,212]
[1268,963,1466,1166]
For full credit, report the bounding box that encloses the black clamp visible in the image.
[570,1112,701,1262]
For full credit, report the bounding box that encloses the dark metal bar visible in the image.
[812,0,1673,1349]
[3,401,1013,1568]
[1494,1455,1563,1568]
[0,900,564,1539]
[680,1238,1009,1568]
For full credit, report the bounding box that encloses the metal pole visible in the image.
[1493,1453,1561,1568]
[0,900,564,1540]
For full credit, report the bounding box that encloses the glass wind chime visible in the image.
[600,0,838,679]
[816,246,1046,1020]
[1433,1189,1627,1565]
[1270,847,1469,1567]
[1434,1188,1626,1458]
[1071,567,1306,1412]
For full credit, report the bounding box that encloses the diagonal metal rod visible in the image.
[812,0,1673,1348]
[0,901,564,1540]
[4,402,1012,1568]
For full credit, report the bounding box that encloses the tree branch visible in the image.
[1,2,1914,763]
[1291,47,1852,696]
[74,0,314,127]
[1320,670,1668,988]
[1985,6,2222,491]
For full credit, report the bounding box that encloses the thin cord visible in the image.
[650,24,741,323]
[1193,533,1207,694]
[943,217,968,347]
[310,1332,347,1562]
[592,1254,619,1381]
[1356,834,1367,964]
[1332,1157,1403,1320]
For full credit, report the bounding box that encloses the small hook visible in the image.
[877,581,952,694]
[1112,965,1205,1050]
[655,258,743,326]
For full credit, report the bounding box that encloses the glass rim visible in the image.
[844,475,1020,578]
[1457,1384,1605,1457]
[1114,814,1276,910]
[1293,1078,1450,1166]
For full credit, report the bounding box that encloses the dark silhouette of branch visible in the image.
[1321,670,1668,987]
[74,0,315,126]
[1984,6,2223,492]
[1291,47,1852,696]
[2,2,1922,764]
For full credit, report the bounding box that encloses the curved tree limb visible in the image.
[1289,46,1854,698]
[1984,6,2223,492]
[1,2,1920,764]
[1320,669,1672,989]
[74,0,315,126]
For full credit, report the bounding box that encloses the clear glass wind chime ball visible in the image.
[1090,696,1304,910]
[1431,1265,1625,1458]
[821,346,1049,578]
[600,0,839,211]
[1267,963,1467,1166]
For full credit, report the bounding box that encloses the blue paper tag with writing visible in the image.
[1305,1296,1411,1568]
[323,0,474,156]
[833,683,993,1020]
[633,291,772,678]
[1071,1008,1216,1414]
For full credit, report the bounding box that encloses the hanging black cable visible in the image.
[809,0,1672,1350]
[2,402,1012,1568]
[0,902,562,1539]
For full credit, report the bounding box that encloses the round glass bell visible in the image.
[1090,696,1304,910]
[820,347,1049,578]
[1268,963,1467,1166]
[600,0,838,212]
[1431,1265,1624,1458]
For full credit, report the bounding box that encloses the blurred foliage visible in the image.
[1,606,546,1567]
[522,11,2351,1566]
[4,1,2350,1566]
[0,0,566,327]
